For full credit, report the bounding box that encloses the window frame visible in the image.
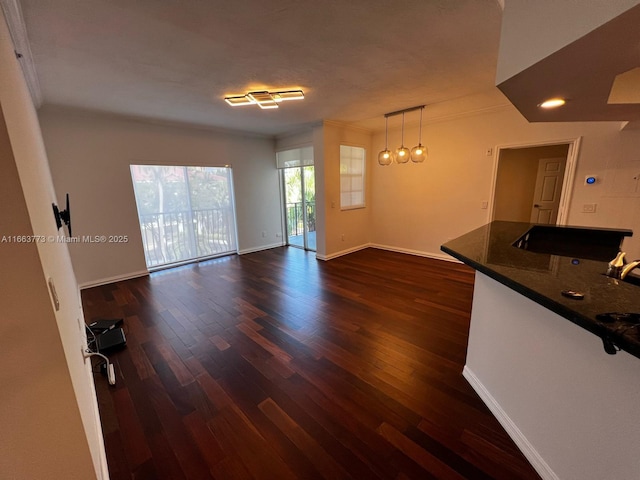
[339,144,367,211]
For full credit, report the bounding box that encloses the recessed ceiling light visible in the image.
[539,98,566,109]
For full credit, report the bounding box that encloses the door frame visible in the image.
[488,137,581,225]
[280,165,316,251]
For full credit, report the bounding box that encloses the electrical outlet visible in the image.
[341,234,345,241]
[261,231,266,238]
[275,233,282,238]
[485,148,493,156]
[582,203,597,213]
[481,201,488,209]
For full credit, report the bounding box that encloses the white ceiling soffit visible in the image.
[18,0,504,136]
[497,3,640,122]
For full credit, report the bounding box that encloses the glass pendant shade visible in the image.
[411,107,427,163]
[395,112,410,163]
[378,149,393,166]
[411,144,427,163]
[377,116,393,166]
[395,146,410,163]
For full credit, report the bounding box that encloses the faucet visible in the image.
[606,252,640,280]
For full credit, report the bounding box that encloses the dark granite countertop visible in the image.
[441,221,640,359]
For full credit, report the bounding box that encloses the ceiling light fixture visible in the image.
[395,112,411,164]
[247,91,279,109]
[224,89,305,109]
[411,107,427,163]
[377,116,393,166]
[378,105,426,166]
[539,98,566,109]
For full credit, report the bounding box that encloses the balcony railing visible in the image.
[139,207,235,268]
[286,201,315,237]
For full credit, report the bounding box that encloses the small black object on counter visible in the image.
[561,289,585,300]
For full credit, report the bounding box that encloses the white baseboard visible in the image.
[369,243,461,263]
[316,243,370,261]
[79,270,149,289]
[462,366,559,480]
[316,243,463,262]
[83,361,110,480]
[238,242,284,255]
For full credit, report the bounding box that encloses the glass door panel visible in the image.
[284,167,304,248]
[303,166,316,251]
[131,165,237,269]
[283,166,315,251]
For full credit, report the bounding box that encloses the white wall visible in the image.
[39,103,640,278]
[465,273,640,480]
[275,128,313,152]
[0,10,104,479]
[370,105,640,260]
[39,107,281,287]
[317,122,372,259]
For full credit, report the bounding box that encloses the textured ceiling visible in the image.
[19,0,505,136]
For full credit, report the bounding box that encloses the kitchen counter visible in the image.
[441,221,640,359]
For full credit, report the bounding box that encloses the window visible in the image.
[340,145,366,209]
[130,165,237,269]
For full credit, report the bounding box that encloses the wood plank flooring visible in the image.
[81,247,541,480]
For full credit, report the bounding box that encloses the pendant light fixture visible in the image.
[377,116,393,166]
[377,105,426,166]
[411,107,427,163]
[395,112,410,164]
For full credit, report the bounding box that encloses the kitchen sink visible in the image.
[512,225,632,261]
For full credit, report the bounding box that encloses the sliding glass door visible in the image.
[130,165,237,269]
[277,146,315,252]
[283,165,316,251]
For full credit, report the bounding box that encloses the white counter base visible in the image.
[465,273,640,480]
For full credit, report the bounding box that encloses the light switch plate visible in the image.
[47,277,60,311]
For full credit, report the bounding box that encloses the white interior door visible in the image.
[530,157,567,224]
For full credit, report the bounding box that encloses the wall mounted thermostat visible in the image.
[585,175,597,185]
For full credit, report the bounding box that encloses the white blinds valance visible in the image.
[276,146,314,169]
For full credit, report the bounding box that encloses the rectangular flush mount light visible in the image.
[224,95,254,106]
[224,89,304,109]
[272,90,305,102]
[247,91,279,109]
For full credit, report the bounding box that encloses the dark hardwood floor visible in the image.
[82,247,541,480]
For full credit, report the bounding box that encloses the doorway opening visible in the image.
[490,139,580,225]
[276,146,316,252]
[283,166,316,251]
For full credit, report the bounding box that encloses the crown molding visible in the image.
[0,0,42,107]
[39,104,278,140]
[322,119,374,135]
[422,102,513,126]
